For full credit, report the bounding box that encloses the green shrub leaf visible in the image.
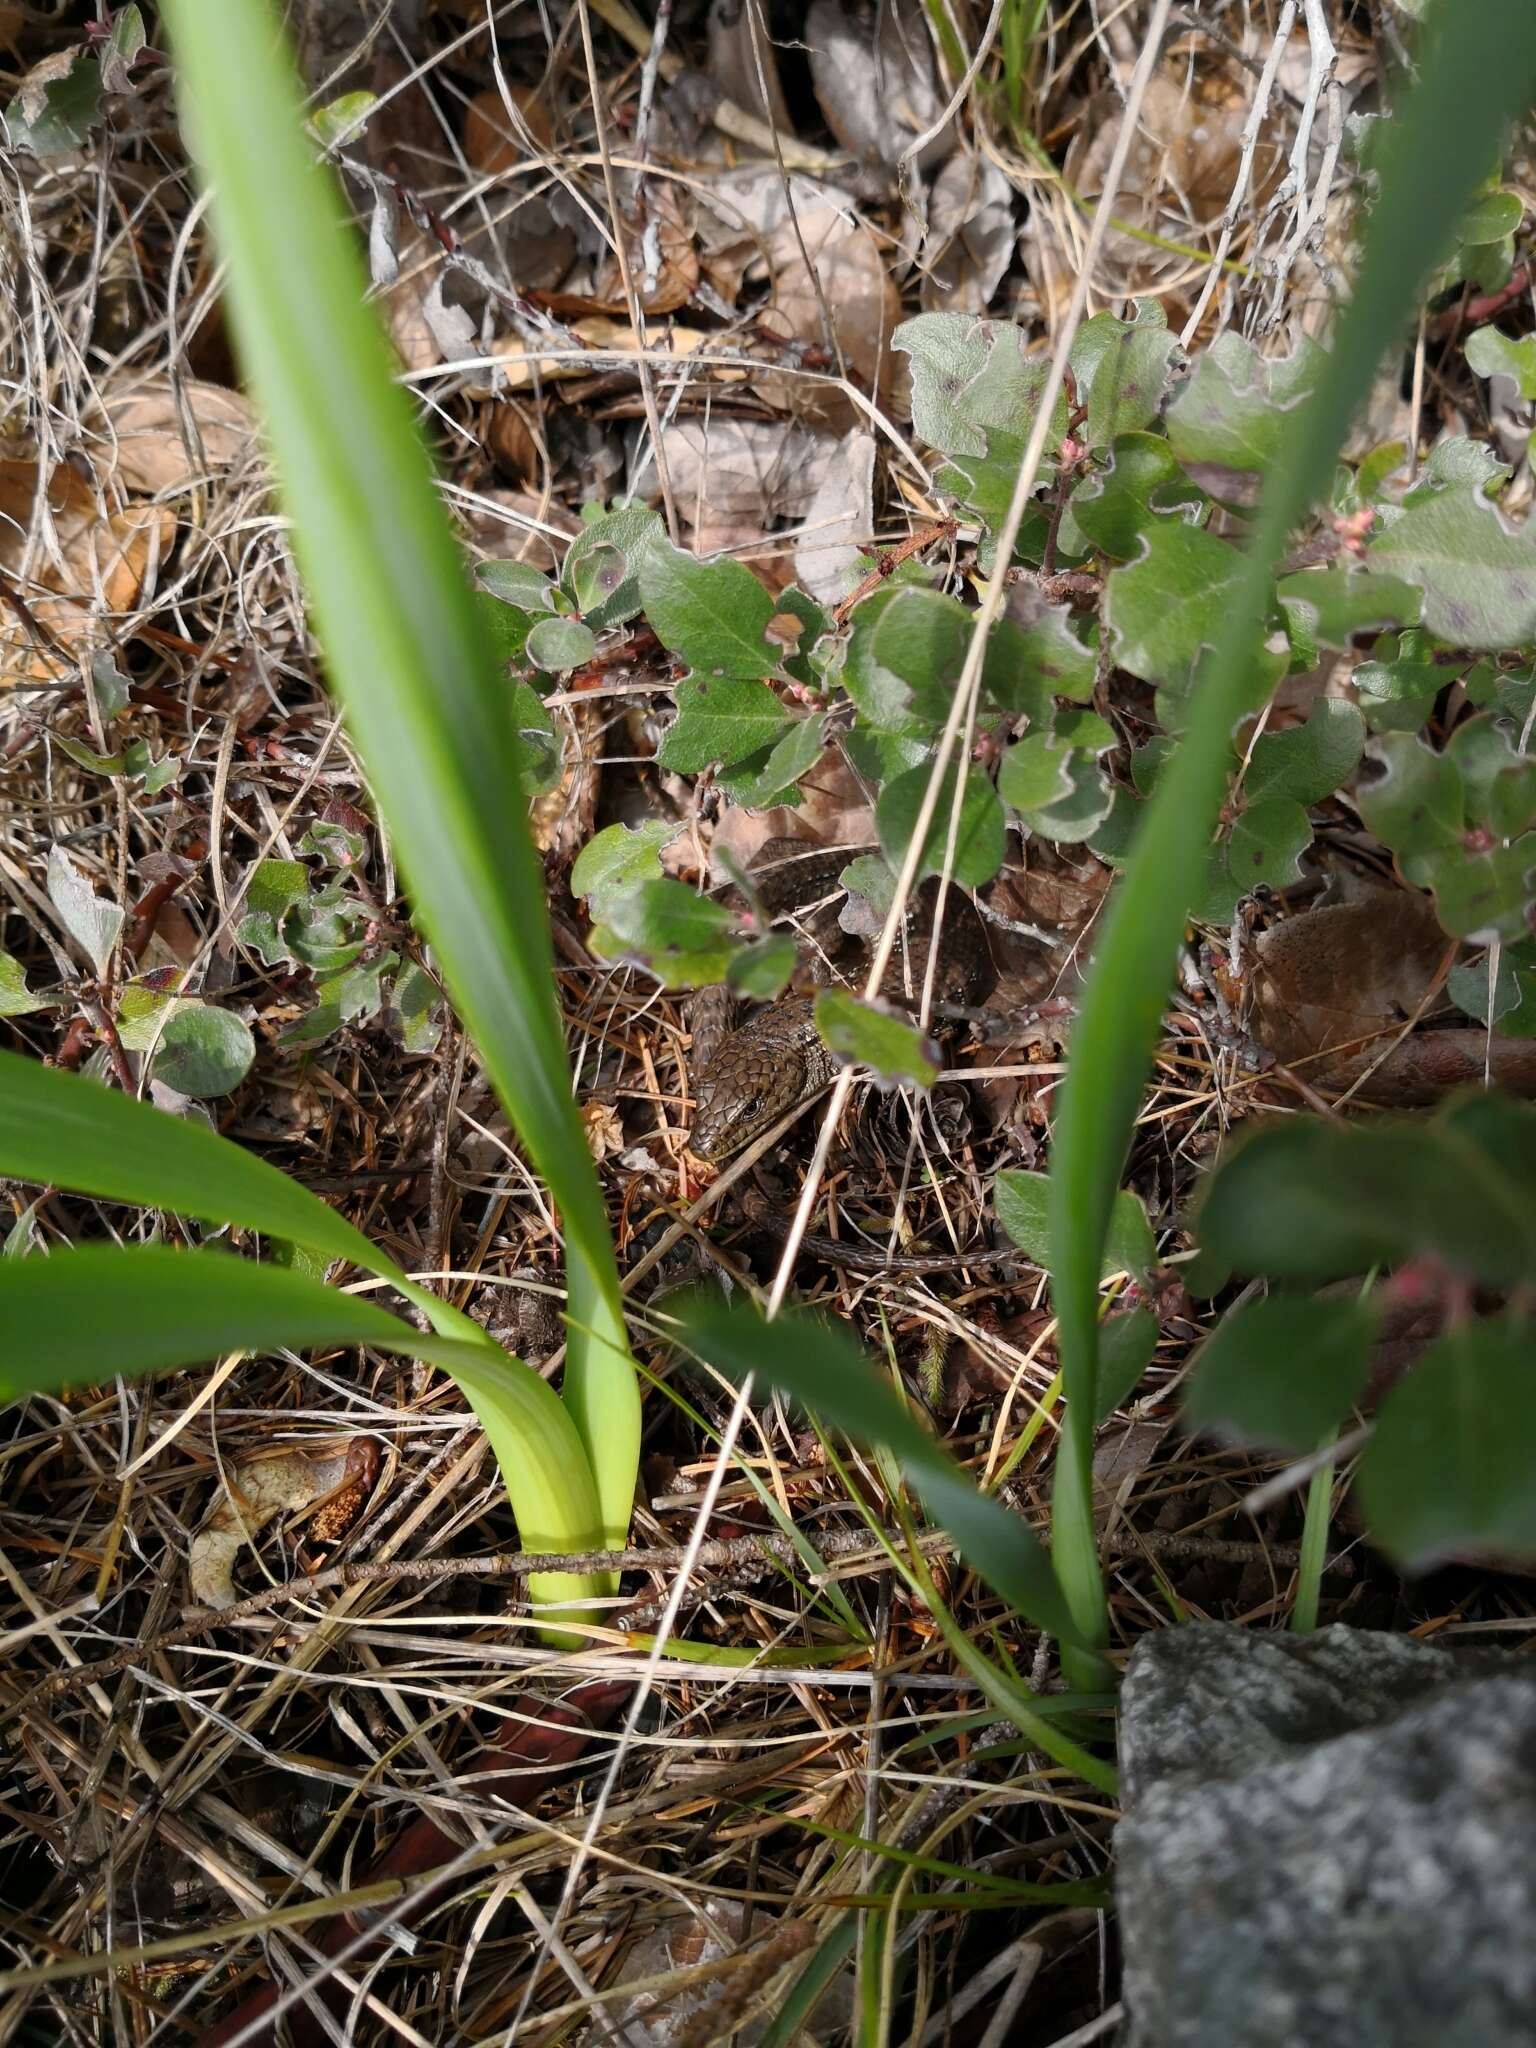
[656,676,790,772]
[813,990,938,1088]
[639,544,780,678]
[1185,1295,1377,1454]
[997,1169,1153,1280]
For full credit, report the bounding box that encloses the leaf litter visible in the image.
[1,1,1534,2041]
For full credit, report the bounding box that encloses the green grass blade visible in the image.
[0,1245,604,1613]
[1046,0,1536,1668]
[157,0,639,1547]
[679,1295,1086,1651]
[0,1051,389,1274]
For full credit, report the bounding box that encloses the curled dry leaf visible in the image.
[796,428,875,604]
[805,0,952,182]
[707,0,794,137]
[758,203,902,424]
[189,1437,379,1609]
[94,379,258,495]
[0,458,172,685]
[641,418,855,559]
[1241,892,1536,1104]
[480,318,744,395]
[920,150,1017,316]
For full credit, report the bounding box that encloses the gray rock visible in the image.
[1117,1622,1536,2048]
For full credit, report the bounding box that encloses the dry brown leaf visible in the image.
[805,0,952,182]
[0,457,172,685]
[640,418,845,556]
[758,204,901,424]
[1241,893,1536,1104]
[920,150,1017,316]
[707,0,794,136]
[189,1442,373,1609]
[794,428,874,603]
[95,380,258,495]
[582,1098,627,1162]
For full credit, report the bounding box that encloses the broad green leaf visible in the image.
[1223,796,1313,898]
[150,1007,256,1098]
[1275,568,1421,649]
[0,954,46,1018]
[876,761,1005,888]
[656,676,789,772]
[1096,1308,1158,1422]
[1447,715,1536,835]
[571,821,679,913]
[562,501,663,626]
[981,608,1095,714]
[726,931,797,999]
[47,846,124,978]
[509,678,561,795]
[844,587,968,734]
[997,1169,1153,1280]
[0,1049,390,1276]
[390,960,442,1055]
[1420,839,1536,942]
[1401,434,1510,504]
[1358,1319,1536,1568]
[476,558,557,609]
[1068,433,1205,560]
[1195,1105,1536,1288]
[715,711,827,808]
[1351,631,1444,732]
[1465,325,1536,400]
[1104,522,1247,694]
[161,0,637,1548]
[525,616,596,672]
[1070,301,1177,446]
[678,1294,1087,1651]
[813,990,938,1088]
[1356,731,1464,874]
[1165,333,1325,495]
[639,544,779,678]
[598,878,739,987]
[998,731,1114,844]
[3,48,103,156]
[895,313,1066,460]
[1449,939,1536,1035]
[1366,483,1536,648]
[245,857,309,921]
[1244,699,1365,806]
[1185,1295,1377,1453]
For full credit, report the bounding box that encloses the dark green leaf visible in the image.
[639,544,779,679]
[150,1007,256,1099]
[562,502,664,626]
[1165,333,1325,497]
[997,1169,1153,1280]
[1185,1294,1377,1453]
[599,878,739,987]
[876,762,1005,888]
[715,712,827,808]
[1245,699,1365,806]
[1068,433,1205,559]
[571,821,679,914]
[813,990,938,1088]
[476,559,557,609]
[1070,301,1178,447]
[1275,568,1421,648]
[1449,939,1536,1036]
[1358,1319,1536,1568]
[1104,522,1248,694]
[726,932,797,999]
[981,608,1095,714]
[1195,1105,1536,1287]
[3,49,104,156]
[525,616,596,673]
[844,587,968,734]
[1096,1308,1158,1422]
[656,676,789,772]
